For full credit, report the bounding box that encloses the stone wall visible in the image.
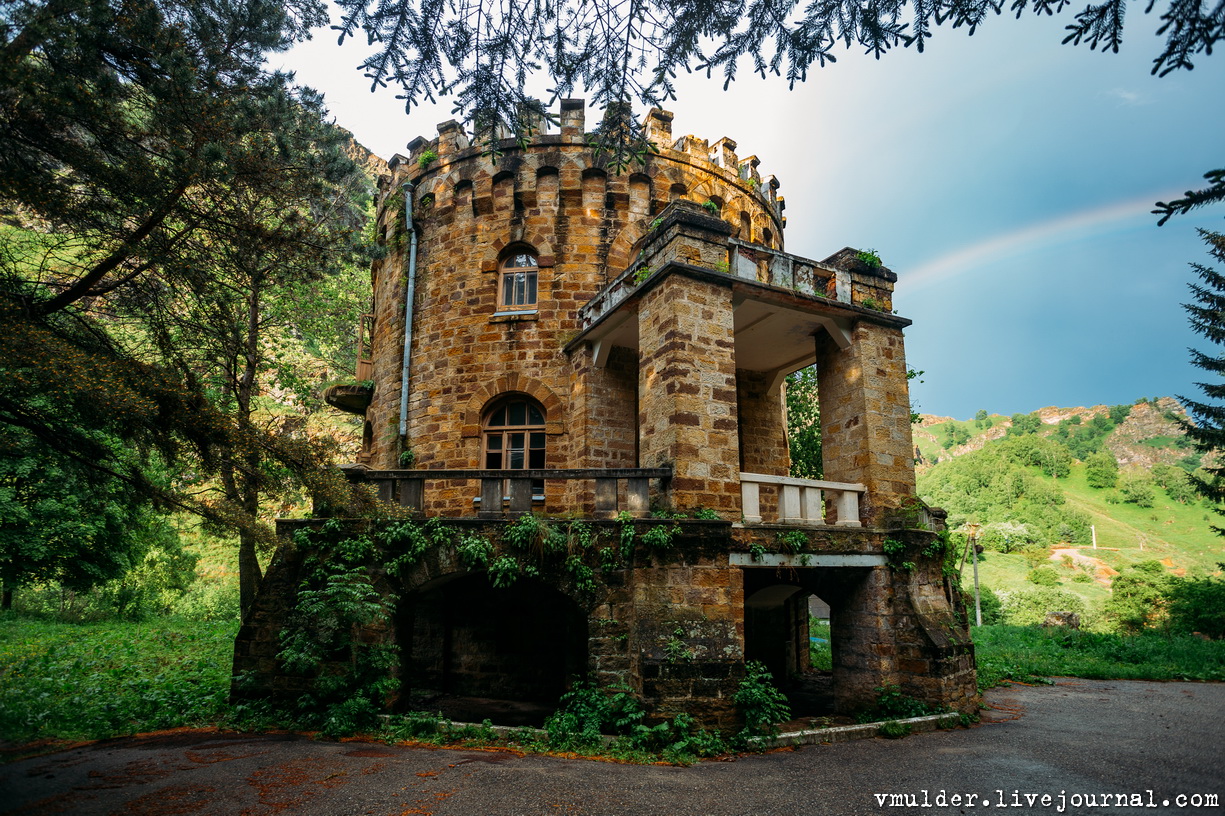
[359,102,785,501]
[236,519,977,725]
[736,368,789,476]
[815,321,917,524]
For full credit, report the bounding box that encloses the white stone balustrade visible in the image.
[739,472,865,527]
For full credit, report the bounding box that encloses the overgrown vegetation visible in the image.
[921,436,1093,548]
[785,366,821,479]
[0,617,234,742]
[974,624,1225,688]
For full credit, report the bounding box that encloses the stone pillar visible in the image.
[638,273,740,514]
[814,322,916,526]
[827,566,897,712]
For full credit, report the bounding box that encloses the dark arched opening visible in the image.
[397,572,588,725]
[742,566,873,719]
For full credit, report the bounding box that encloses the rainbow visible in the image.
[904,190,1185,290]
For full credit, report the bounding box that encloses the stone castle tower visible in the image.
[237,101,976,727]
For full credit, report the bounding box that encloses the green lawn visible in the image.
[0,616,235,743]
[1059,463,1224,575]
[973,624,1225,688]
[3,615,1222,746]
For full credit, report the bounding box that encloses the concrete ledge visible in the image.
[381,711,963,752]
[754,711,963,748]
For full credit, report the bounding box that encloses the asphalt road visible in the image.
[2,679,1222,816]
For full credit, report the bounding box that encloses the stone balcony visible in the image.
[338,465,881,530]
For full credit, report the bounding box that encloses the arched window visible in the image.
[499,249,538,310]
[483,396,546,471]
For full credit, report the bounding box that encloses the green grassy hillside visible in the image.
[916,399,1223,626]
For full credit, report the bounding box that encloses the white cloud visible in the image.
[1106,87,1151,106]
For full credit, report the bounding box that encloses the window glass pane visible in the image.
[488,406,506,427]
[528,448,545,469]
[508,402,526,426]
[525,271,537,304]
[528,405,544,425]
[485,451,501,468]
[506,253,537,268]
[529,432,544,449]
[487,434,502,450]
[509,449,525,469]
[502,274,517,307]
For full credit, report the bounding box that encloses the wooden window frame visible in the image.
[482,397,547,499]
[497,250,539,312]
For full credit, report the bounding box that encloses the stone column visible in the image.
[828,565,898,712]
[637,273,740,514]
[814,321,916,526]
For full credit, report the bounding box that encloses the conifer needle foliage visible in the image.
[0,0,372,610]
[335,0,1222,164]
[1179,230,1225,535]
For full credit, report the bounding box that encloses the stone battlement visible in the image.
[380,100,785,237]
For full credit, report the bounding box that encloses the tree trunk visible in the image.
[234,281,264,619]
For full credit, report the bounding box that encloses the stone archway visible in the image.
[396,569,590,724]
[741,565,883,717]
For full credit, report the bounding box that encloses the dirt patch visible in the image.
[1050,548,1117,585]
[119,784,217,815]
[243,756,354,813]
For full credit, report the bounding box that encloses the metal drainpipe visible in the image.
[398,181,418,444]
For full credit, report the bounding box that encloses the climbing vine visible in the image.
[276,520,400,735]
[271,511,714,735]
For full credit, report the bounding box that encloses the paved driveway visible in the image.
[3,680,1222,815]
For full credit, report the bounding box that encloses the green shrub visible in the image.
[1085,450,1119,489]
[1119,470,1156,508]
[1151,463,1199,504]
[1104,561,1171,633]
[964,585,1003,625]
[544,680,644,751]
[854,248,882,268]
[733,661,791,743]
[808,618,832,669]
[1166,571,1225,637]
[871,685,939,719]
[998,587,1086,626]
[1026,566,1061,587]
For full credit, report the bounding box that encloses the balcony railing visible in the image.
[578,240,849,333]
[739,472,865,527]
[727,238,848,301]
[352,468,672,518]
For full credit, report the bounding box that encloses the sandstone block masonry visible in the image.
[280,101,978,727]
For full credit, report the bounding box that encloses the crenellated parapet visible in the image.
[376,100,786,258]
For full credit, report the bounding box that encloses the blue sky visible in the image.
[275,13,1225,419]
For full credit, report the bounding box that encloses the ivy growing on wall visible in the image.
[272,512,697,732]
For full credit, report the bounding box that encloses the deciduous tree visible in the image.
[1,0,370,613]
[785,367,821,479]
